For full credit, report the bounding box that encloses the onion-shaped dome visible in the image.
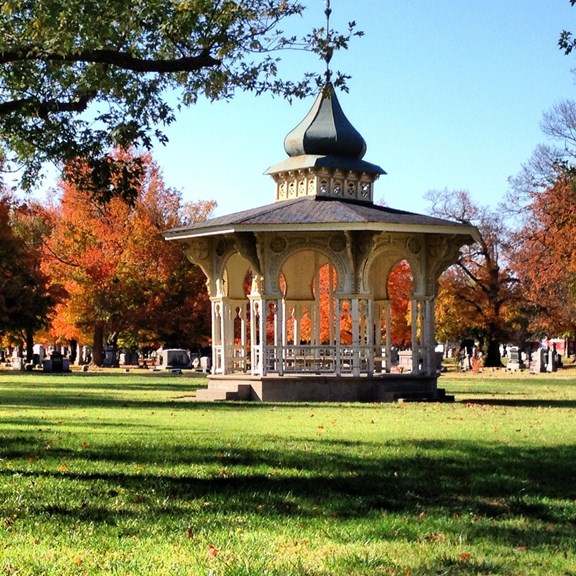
[284,83,367,160]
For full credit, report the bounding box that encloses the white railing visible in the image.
[213,344,224,374]
[262,345,372,375]
[220,344,418,376]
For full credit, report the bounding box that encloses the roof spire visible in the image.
[323,0,333,84]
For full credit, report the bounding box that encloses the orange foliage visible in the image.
[280,261,413,346]
[511,174,576,336]
[388,260,413,347]
[42,150,215,359]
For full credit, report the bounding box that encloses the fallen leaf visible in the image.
[208,544,219,557]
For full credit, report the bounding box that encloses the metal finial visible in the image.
[324,0,333,82]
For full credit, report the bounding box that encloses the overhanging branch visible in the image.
[0,91,97,116]
[0,47,221,73]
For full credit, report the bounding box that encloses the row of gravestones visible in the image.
[4,346,71,373]
[6,346,211,373]
[507,346,560,373]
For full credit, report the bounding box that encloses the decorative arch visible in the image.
[267,237,350,296]
[280,249,330,301]
[222,251,253,300]
[364,247,420,300]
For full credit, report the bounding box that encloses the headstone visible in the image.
[529,348,545,373]
[120,351,139,366]
[200,356,211,373]
[51,350,63,372]
[11,357,24,371]
[507,346,525,371]
[546,347,558,373]
[160,349,192,369]
[42,351,70,373]
[33,344,45,366]
[102,345,118,367]
[435,351,444,373]
[398,350,412,372]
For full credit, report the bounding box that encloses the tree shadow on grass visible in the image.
[2,435,575,520]
[459,398,576,408]
[0,388,207,409]
[2,432,575,576]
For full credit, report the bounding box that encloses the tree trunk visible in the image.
[69,339,78,364]
[484,339,503,367]
[25,328,34,363]
[92,322,104,366]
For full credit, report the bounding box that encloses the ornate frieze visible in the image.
[270,167,377,203]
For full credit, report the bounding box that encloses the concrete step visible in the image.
[195,388,230,401]
[195,383,253,402]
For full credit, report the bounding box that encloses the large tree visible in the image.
[0,0,358,201]
[426,189,523,367]
[43,150,214,365]
[508,92,576,341]
[509,167,576,340]
[0,193,64,360]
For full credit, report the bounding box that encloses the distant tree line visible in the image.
[0,151,214,365]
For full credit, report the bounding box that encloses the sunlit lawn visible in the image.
[1,367,575,575]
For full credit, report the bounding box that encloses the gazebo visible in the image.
[164,83,478,402]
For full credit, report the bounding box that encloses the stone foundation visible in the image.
[195,373,451,403]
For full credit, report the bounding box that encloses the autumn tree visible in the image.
[508,92,576,342]
[387,260,413,348]
[0,0,359,201]
[0,195,33,350]
[0,193,63,360]
[43,150,214,365]
[426,189,522,367]
[510,174,576,338]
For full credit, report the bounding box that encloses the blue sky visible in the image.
[152,0,576,217]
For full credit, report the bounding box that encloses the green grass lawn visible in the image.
[1,368,575,575]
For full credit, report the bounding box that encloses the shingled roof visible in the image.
[164,82,478,245]
[164,196,478,240]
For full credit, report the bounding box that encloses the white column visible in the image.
[222,300,234,374]
[240,303,247,365]
[236,302,247,373]
[351,298,360,377]
[212,300,223,374]
[259,299,268,376]
[422,297,436,376]
[363,299,374,376]
[372,302,383,374]
[384,300,392,373]
[411,298,420,373]
[293,304,301,347]
[312,292,321,346]
[335,298,342,376]
[275,299,284,375]
[328,264,335,346]
[249,298,261,375]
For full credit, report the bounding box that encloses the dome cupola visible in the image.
[265,83,385,205]
[284,82,367,160]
